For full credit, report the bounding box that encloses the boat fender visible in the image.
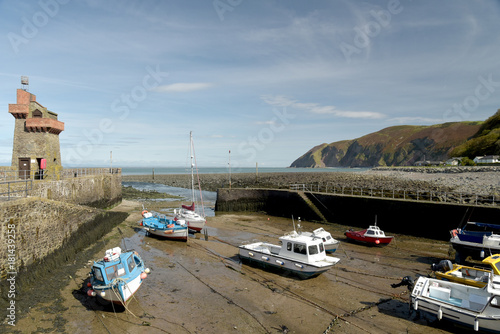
[474,318,479,331]
[140,272,147,279]
[437,307,442,320]
[294,263,303,269]
[414,300,418,311]
[451,229,458,238]
[248,252,254,257]
[142,210,148,216]
[87,289,96,297]
[276,260,284,265]
[262,256,269,261]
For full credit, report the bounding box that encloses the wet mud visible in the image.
[3,199,475,334]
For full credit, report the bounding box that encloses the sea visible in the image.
[121,166,370,176]
[122,166,370,218]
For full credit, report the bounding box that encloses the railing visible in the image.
[59,168,121,179]
[289,183,498,207]
[0,180,33,201]
[0,168,121,182]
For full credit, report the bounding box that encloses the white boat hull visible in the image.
[239,242,339,279]
[95,274,143,305]
[451,236,500,262]
[144,226,188,240]
[411,276,500,332]
[325,240,340,253]
[175,209,205,232]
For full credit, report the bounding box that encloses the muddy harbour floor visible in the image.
[4,199,477,334]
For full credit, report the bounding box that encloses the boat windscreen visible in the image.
[93,267,104,282]
[127,255,137,272]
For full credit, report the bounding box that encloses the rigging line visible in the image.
[191,134,206,217]
[176,261,271,334]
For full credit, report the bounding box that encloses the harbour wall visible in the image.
[215,188,500,241]
[29,172,122,208]
[0,171,125,307]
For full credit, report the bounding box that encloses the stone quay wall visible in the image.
[0,197,100,278]
[216,188,500,241]
[29,172,122,208]
[0,171,123,280]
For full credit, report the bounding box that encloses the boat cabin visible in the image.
[365,225,386,237]
[92,249,143,285]
[482,254,500,276]
[278,234,327,263]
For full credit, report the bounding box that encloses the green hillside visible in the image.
[450,109,500,158]
[290,120,484,168]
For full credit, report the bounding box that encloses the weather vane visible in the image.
[21,76,29,91]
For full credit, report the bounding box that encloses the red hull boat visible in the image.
[344,225,393,246]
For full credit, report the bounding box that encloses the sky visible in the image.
[0,0,499,168]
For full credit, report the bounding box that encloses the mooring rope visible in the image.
[321,290,409,334]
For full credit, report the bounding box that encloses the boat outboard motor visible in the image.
[431,259,453,272]
[391,276,416,315]
[391,276,414,292]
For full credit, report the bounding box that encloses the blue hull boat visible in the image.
[87,247,150,305]
[141,210,188,241]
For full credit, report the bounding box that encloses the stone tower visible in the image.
[9,87,64,179]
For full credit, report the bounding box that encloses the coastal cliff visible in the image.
[290,122,481,168]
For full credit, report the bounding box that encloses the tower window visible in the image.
[33,109,42,118]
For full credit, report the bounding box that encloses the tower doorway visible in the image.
[18,158,30,179]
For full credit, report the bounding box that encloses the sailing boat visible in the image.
[174,131,206,233]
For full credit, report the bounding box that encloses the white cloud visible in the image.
[388,117,446,124]
[152,83,213,93]
[262,95,385,119]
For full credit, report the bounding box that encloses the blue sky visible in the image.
[1,0,499,168]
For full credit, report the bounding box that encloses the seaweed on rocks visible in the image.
[0,210,128,326]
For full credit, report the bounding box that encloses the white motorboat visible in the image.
[410,274,500,332]
[450,222,500,263]
[297,227,340,253]
[238,232,340,279]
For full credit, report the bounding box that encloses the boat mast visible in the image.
[190,131,195,205]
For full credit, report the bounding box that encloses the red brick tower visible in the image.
[9,80,64,179]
